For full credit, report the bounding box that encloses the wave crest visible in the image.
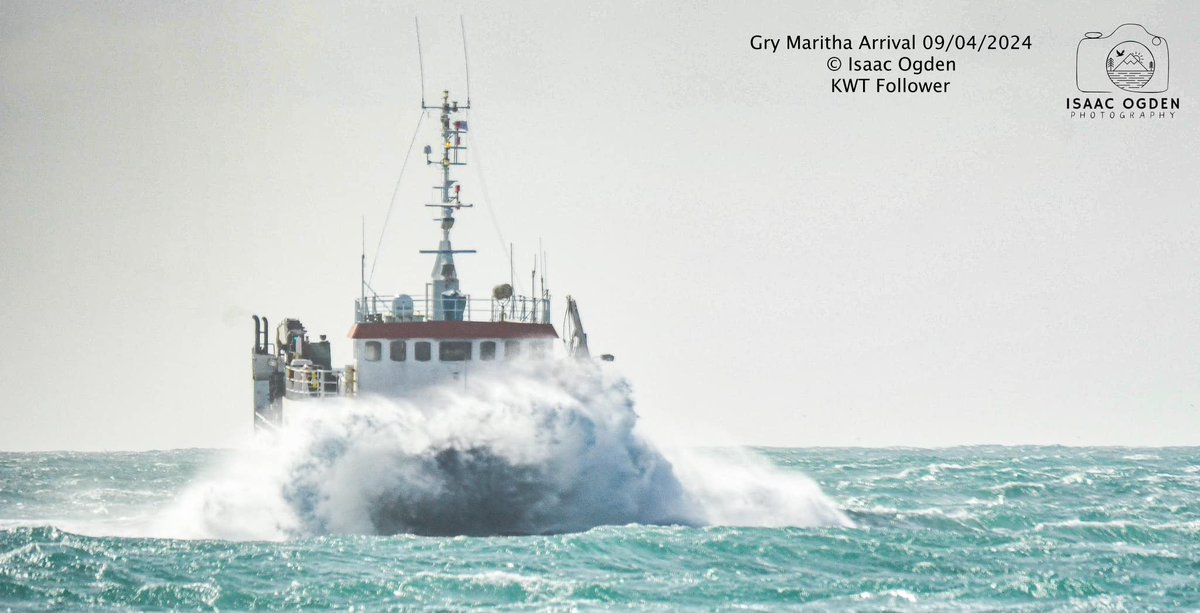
[159,362,850,539]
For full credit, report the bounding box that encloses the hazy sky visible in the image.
[2,1,1198,450]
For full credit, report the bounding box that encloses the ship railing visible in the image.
[355,294,551,325]
[284,364,345,399]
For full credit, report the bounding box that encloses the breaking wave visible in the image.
[157,362,850,539]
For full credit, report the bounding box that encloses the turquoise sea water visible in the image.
[2,447,1198,610]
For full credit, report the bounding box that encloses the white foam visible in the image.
[149,361,850,539]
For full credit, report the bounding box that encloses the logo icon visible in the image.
[1076,23,1168,93]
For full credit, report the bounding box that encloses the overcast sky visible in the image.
[2,0,1198,450]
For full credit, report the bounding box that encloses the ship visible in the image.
[249,89,605,429]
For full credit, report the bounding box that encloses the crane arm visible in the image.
[564,296,590,359]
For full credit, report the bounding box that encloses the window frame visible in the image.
[389,339,407,362]
[480,340,497,361]
[414,341,432,362]
[364,341,382,362]
[439,340,473,362]
[504,340,521,359]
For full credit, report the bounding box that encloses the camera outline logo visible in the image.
[1076,23,1169,93]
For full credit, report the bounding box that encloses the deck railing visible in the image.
[285,365,346,399]
[355,293,551,325]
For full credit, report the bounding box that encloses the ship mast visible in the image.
[421,90,475,321]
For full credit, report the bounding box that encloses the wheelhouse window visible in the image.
[480,341,497,361]
[389,340,406,362]
[439,341,472,361]
[364,341,381,362]
[529,340,550,359]
[504,340,520,359]
[415,341,431,362]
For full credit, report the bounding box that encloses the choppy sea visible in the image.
[2,446,1198,610]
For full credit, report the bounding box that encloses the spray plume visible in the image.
[158,362,851,539]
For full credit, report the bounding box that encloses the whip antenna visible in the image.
[415,17,427,106]
[460,15,472,105]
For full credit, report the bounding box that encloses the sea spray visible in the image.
[158,362,850,538]
[664,446,853,528]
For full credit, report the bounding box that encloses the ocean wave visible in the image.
[3,446,1200,610]
[151,362,850,539]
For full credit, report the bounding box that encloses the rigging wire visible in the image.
[455,20,518,291]
[465,114,525,294]
[368,110,426,286]
[460,16,472,105]
[415,18,427,106]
